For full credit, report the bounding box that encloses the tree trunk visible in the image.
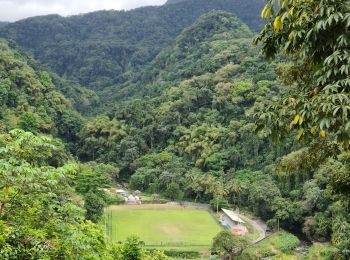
[195,193,199,203]
[216,197,219,215]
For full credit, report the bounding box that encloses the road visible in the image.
[238,214,267,243]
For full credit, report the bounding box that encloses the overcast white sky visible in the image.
[0,0,167,22]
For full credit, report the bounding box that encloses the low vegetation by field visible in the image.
[105,205,222,252]
[239,231,301,259]
[305,243,338,260]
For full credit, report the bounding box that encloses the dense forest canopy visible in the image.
[0,0,264,93]
[0,0,350,259]
[0,22,8,28]
[256,0,350,146]
[0,40,71,135]
[0,38,167,259]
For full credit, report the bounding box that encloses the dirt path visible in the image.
[238,214,267,243]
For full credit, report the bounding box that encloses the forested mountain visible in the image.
[76,9,349,258]
[0,22,8,28]
[1,0,350,259]
[79,11,282,171]
[0,0,264,92]
[98,10,264,103]
[0,39,98,148]
[0,39,168,259]
[0,39,104,257]
[0,40,72,135]
[165,0,188,4]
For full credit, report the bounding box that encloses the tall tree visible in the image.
[255,0,350,146]
[0,130,109,259]
[211,231,248,260]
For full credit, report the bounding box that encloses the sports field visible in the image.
[105,204,222,251]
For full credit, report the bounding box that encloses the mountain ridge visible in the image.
[165,0,188,4]
[0,0,264,91]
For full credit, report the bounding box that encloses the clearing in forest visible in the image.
[105,204,222,251]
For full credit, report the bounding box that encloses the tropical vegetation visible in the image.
[0,0,349,258]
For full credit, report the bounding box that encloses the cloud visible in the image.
[0,0,166,22]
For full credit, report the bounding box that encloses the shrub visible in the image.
[163,250,200,258]
[271,231,300,253]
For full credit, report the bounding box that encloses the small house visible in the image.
[116,189,127,197]
[126,195,141,205]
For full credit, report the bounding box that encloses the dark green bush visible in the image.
[163,250,200,258]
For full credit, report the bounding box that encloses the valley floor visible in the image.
[105,204,221,253]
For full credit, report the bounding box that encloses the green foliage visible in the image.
[164,182,184,201]
[121,236,145,260]
[108,236,168,260]
[255,0,350,146]
[0,129,111,259]
[306,243,338,260]
[270,231,300,253]
[328,159,350,196]
[84,191,106,223]
[241,231,300,259]
[255,1,350,256]
[176,11,252,51]
[74,162,118,194]
[1,2,349,257]
[0,130,158,259]
[129,152,188,199]
[57,110,84,142]
[0,0,264,93]
[248,175,281,219]
[163,250,200,258]
[209,198,229,212]
[0,40,72,136]
[18,112,39,133]
[211,230,248,258]
[303,213,332,242]
[332,219,350,258]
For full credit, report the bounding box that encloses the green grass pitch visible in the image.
[105,204,222,250]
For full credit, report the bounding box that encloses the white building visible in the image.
[221,208,245,227]
[116,189,127,197]
[126,195,141,205]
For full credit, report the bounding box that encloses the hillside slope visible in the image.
[0,40,70,134]
[0,0,264,90]
[75,13,350,257]
[98,10,270,103]
[0,39,88,152]
[0,22,9,28]
[78,10,280,176]
[166,0,188,4]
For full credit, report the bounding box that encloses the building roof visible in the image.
[222,209,245,223]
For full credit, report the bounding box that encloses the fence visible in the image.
[105,209,114,241]
[136,241,210,247]
[168,201,211,210]
[104,202,217,242]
